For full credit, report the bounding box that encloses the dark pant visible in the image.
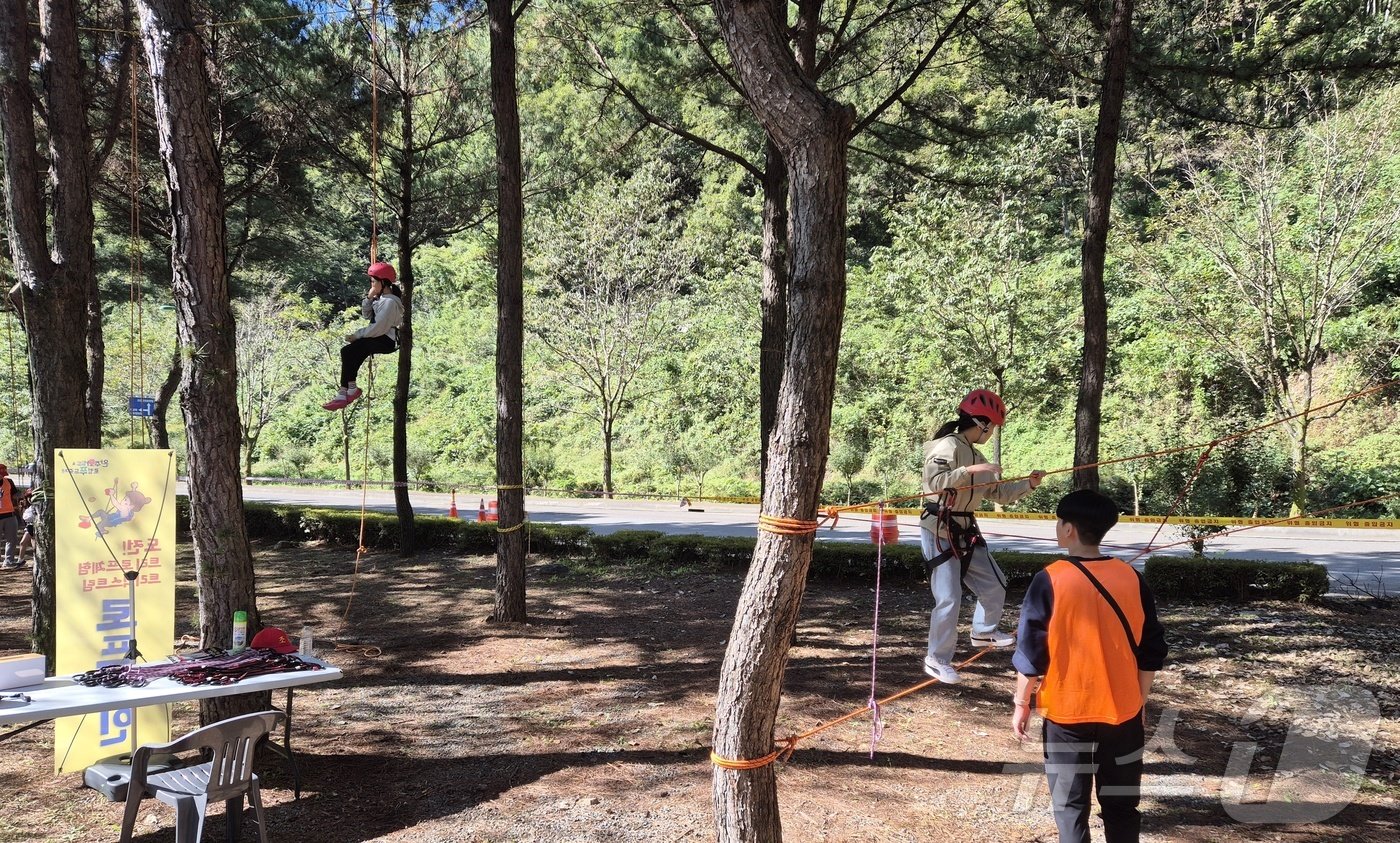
[340,335,397,387]
[1043,713,1145,843]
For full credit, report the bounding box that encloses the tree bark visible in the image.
[709,2,854,839]
[1073,0,1134,492]
[490,0,527,623]
[135,0,265,724]
[757,139,787,495]
[0,0,104,664]
[37,0,105,443]
[151,345,181,449]
[601,411,614,499]
[392,20,416,556]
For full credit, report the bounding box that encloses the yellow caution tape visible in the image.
[835,507,1396,529]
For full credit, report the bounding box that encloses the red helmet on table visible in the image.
[366,261,397,282]
[958,389,1006,426]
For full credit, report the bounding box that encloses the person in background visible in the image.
[11,486,35,568]
[0,464,22,569]
[1011,488,1169,843]
[919,389,1044,684]
[324,261,404,411]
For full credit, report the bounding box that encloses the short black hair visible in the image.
[1055,489,1120,546]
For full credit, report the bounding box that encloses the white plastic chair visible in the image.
[119,710,285,843]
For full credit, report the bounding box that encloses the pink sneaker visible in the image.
[322,392,350,411]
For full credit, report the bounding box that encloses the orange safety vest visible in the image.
[0,478,14,515]
[1039,558,1147,726]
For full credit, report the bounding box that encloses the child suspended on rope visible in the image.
[324,262,403,411]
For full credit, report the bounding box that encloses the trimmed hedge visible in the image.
[1144,555,1329,602]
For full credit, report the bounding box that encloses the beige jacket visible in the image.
[918,431,1033,540]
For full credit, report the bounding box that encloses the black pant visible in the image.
[340,335,397,387]
[1043,713,1145,843]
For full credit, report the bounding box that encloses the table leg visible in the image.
[262,687,304,801]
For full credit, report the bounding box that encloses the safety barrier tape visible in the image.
[835,506,1397,529]
[236,477,1395,529]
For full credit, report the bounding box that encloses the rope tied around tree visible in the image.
[757,514,821,535]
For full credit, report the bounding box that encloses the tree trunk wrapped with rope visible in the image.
[708,1,854,838]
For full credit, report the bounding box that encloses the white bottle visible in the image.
[299,624,314,656]
[231,611,248,653]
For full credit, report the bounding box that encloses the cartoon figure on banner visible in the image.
[77,480,153,538]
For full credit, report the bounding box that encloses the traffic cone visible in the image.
[449,489,459,519]
[477,497,486,522]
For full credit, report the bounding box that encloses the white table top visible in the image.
[0,655,342,726]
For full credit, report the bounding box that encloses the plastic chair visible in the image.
[119,710,285,843]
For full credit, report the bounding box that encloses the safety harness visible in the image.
[922,488,987,583]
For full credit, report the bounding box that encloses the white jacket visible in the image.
[349,293,403,343]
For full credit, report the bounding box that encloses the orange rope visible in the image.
[757,514,821,535]
[1138,490,1400,557]
[711,646,998,770]
[367,0,381,265]
[128,54,144,448]
[823,379,1399,518]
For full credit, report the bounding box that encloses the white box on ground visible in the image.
[0,653,45,690]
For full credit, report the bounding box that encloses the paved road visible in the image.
[235,483,1400,594]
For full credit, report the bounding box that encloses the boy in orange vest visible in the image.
[1010,489,1168,843]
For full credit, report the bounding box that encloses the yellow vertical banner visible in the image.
[53,449,177,774]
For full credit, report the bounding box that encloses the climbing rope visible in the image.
[757,515,822,535]
[866,503,887,757]
[711,646,999,770]
[128,52,147,448]
[819,379,1399,522]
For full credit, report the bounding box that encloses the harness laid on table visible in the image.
[922,489,986,582]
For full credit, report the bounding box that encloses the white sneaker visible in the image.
[922,657,961,684]
[971,630,1015,648]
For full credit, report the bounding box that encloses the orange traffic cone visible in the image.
[449,489,459,519]
[477,498,486,522]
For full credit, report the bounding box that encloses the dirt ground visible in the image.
[1,541,1397,842]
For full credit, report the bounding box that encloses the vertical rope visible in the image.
[5,313,17,461]
[368,0,380,265]
[867,502,886,758]
[128,54,144,447]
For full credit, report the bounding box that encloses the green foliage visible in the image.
[589,530,667,563]
[1144,556,1330,603]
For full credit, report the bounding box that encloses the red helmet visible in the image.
[958,389,1006,426]
[366,261,397,282]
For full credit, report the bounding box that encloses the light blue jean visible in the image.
[920,526,1007,664]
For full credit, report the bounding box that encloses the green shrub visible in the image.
[1144,555,1329,602]
[529,523,591,554]
[647,533,753,569]
[589,530,666,563]
[992,552,1061,588]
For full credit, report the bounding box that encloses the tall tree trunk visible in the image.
[0,0,103,664]
[1288,423,1309,516]
[601,412,614,499]
[42,0,105,445]
[757,140,787,494]
[135,0,265,724]
[393,22,416,556]
[151,345,181,449]
[709,2,854,839]
[490,0,527,623]
[1074,0,1134,492]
